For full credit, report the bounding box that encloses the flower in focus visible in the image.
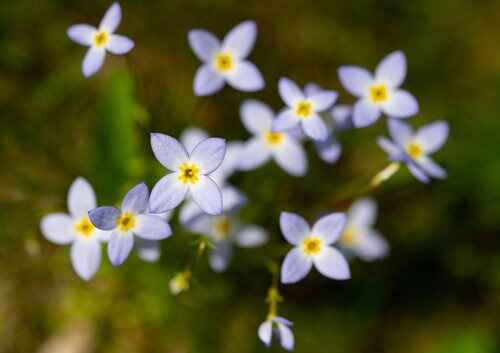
[377,119,449,183]
[258,316,294,351]
[239,99,308,176]
[188,20,264,96]
[149,134,226,215]
[273,78,338,141]
[338,51,418,127]
[40,177,110,280]
[279,212,350,284]
[88,183,172,266]
[135,211,173,263]
[67,2,134,78]
[339,198,389,261]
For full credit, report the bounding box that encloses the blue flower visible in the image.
[258,316,294,351]
[378,119,449,183]
[89,183,172,266]
[338,51,418,127]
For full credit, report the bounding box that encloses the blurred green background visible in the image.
[1,0,500,352]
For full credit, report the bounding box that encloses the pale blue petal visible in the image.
[312,213,347,245]
[194,64,225,96]
[308,90,338,111]
[240,99,273,134]
[338,66,374,97]
[67,24,95,46]
[82,47,106,78]
[89,206,120,231]
[301,114,328,141]
[382,90,419,118]
[375,51,406,88]
[107,230,134,266]
[188,29,221,62]
[407,162,430,183]
[272,109,299,132]
[352,99,381,127]
[150,133,189,171]
[235,226,268,247]
[136,239,161,263]
[349,198,377,227]
[278,77,304,106]
[354,230,389,261]
[40,213,75,245]
[222,186,247,212]
[280,212,310,245]
[377,137,404,160]
[149,173,188,213]
[179,199,203,225]
[190,138,226,174]
[68,177,96,217]
[414,121,449,154]
[418,157,447,179]
[221,20,256,59]
[121,182,149,213]
[99,2,121,33]
[239,137,271,171]
[314,135,342,164]
[226,61,264,91]
[107,34,134,54]
[281,247,313,284]
[258,321,272,346]
[331,104,353,131]
[209,242,233,272]
[273,137,307,176]
[388,118,413,147]
[313,246,350,280]
[134,214,172,240]
[70,239,101,281]
[180,127,209,154]
[277,322,294,351]
[190,175,223,215]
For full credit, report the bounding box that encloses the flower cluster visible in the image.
[41,2,451,350]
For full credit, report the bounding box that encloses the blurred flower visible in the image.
[239,99,308,176]
[338,51,418,127]
[377,119,449,183]
[258,316,294,351]
[273,78,337,141]
[185,206,268,272]
[135,211,173,263]
[169,271,191,295]
[67,2,134,78]
[149,134,226,215]
[304,83,343,164]
[339,198,389,261]
[330,104,353,131]
[279,212,350,284]
[40,177,110,280]
[89,183,172,266]
[188,20,264,96]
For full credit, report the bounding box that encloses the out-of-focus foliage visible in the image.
[1,0,499,352]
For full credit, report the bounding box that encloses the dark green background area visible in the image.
[1,0,499,352]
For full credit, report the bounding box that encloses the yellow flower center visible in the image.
[213,52,234,73]
[74,216,95,238]
[294,100,313,118]
[369,84,389,103]
[212,216,231,240]
[340,227,358,246]
[302,235,322,256]
[93,31,109,48]
[116,212,136,233]
[264,131,284,147]
[178,162,200,185]
[406,141,423,159]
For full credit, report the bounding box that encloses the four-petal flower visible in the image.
[188,20,264,96]
[378,119,449,183]
[67,2,134,77]
[40,177,110,280]
[273,78,338,141]
[89,182,172,266]
[338,51,418,127]
[279,212,350,284]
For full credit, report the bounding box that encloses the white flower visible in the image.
[89,183,172,266]
[338,51,418,127]
[378,119,449,183]
[149,134,226,215]
[339,198,389,261]
[135,211,173,263]
[239,99,308,176]
[40,177,110,280]
[272,78,338,141]
[188,20,264,96]
[67,2,134,78]
[258,316,294,351]
[279,212,350,284]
